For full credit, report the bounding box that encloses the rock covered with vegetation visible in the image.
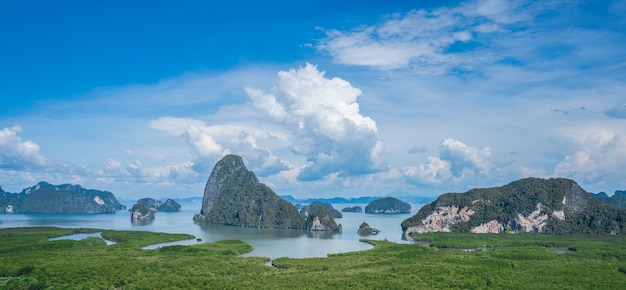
[402,177,626,238]
[365,197,411,214]
[300,201,342,218]
[593,190,626,209]
[194,154,304,229]
[357,222,380,235]
[0,182,125,214]
[130,203,155,220]
[135,198,157,211]
[342,206,363,213]
[157,198,182,212]
[306,209,341,232]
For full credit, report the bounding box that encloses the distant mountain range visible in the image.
[279,195,435,205]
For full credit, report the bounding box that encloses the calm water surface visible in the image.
[0,202,423,259]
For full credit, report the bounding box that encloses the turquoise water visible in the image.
[0,202,422,259]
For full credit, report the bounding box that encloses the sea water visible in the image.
[0,202,423,259]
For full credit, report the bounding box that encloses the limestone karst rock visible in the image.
[300,201,342,218]
[157,198,181,212]
[365,197,411,214]
[130,203,155,220]
[0,181,124,214]
[341,206,363,213]
[306,209,341,232]
[194,154,304,229]
[402,177,626,239]
[357,222,380,235]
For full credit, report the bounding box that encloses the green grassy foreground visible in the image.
[1,227,626,289]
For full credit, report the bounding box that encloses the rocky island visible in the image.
[341,206,362,213]
[401,177,626,238]
[193,154,305,229]
[158,198,182,212]
[365,197,411,214]
[306,209,342,232]
[0,182,125,214]
[357,222,380,235]
[300,201,342,218]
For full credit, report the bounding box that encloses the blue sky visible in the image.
[1,0,626,199]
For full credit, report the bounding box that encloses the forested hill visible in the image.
[592,190,626,209]
[0,181,125,214]
[402,177,626,238]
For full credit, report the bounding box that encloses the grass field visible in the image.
[1,227,625,289]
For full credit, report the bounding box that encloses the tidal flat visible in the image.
[1,227,626,289]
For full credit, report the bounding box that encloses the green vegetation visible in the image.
[195,154,305,229]
[594,191,626,209]
[2,227,626,289]
[157,198,181,212]
[402,177,626,235]
[300,201,342,218]
[0,181,124,214]
[305,209,341,231]
[365,196,411,213]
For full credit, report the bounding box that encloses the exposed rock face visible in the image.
[471,220,504,233]
[342,206,363,213]
[194,155,305,229]
[300,201,342,218]
[306,210,341,232]
[136,198,157,212]
[358,222,380,235]
[131,203,155,220]
[402,178,626,238]
[404,205,475,234]
[157,199,181,212]
[365,197,411,214]
[0,182,125,214]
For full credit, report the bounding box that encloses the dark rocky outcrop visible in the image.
[157,198,181,212]
[402,177,626,239]
[193,154,305,229]
[358,222,380,235]
[342,206,363,213]
[130,203,155,220]
[136,198,157,212]
[300,201,342,218]
[0,182,125,214]
[306,209,341,232]
[365,197,411,214]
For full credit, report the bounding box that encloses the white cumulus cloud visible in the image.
[246,63,384,180]
[555,127,626,188]
[0,126,49,170]
[404,138,492,185]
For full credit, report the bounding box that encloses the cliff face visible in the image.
[194,154,305,229]
[306,210,341,232]
[0,182,125,214]
[401,178,626,238]
[131,203,155,220]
